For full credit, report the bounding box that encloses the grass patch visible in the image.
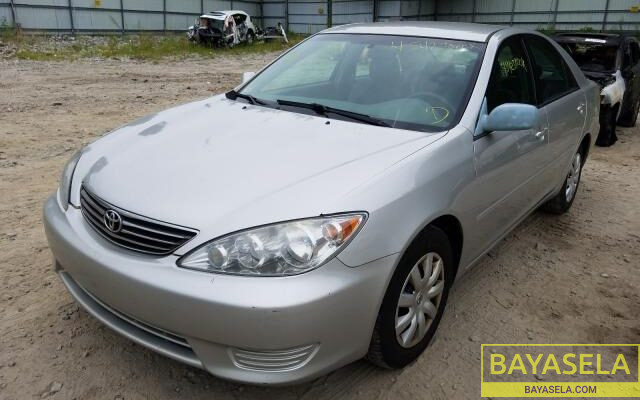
[12,33,304,61]
[1,19,18,41]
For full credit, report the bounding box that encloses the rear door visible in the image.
[470,35,550,255]
[523,34,585,191]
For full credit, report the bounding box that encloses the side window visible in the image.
[525,36,578,105]
[486,36,535,113]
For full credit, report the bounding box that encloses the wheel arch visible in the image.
[428,215,464,280]
[394,214,464,282]
[579,132,591,163]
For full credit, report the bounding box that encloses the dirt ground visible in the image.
[1,52,639,400]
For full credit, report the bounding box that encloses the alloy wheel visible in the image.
[565,152,581,202]
[395,252,445,348]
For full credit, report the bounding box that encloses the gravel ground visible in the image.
[0,53,639,400]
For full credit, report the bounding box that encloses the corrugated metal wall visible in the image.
[333,0,372,26]
[436,0,640,31]
[261,0,285,33]
[2,0,640,34]
[376,0,434,21]
[288,0,328,34]
[0,0,261,32]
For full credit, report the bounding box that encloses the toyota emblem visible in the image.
[103,209,123,233]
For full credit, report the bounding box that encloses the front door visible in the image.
[468,35,550,258]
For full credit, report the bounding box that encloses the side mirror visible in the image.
[476,102,540,135]
[242,71,256,84]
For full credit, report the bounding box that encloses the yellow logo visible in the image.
[481,344,640,397]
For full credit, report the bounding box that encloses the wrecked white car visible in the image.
[187,10,257,47]
[556,33,640,146]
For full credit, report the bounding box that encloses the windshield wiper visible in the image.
[225,90,267,106]
[276,99,391,127]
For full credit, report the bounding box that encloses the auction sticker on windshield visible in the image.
[481,344,640,397]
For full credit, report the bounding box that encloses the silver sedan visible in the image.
[44,22,600,385]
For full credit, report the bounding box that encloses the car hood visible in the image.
[582,70,616,86]
[73,96,444,239]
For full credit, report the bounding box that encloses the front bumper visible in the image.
[43,195,397,385]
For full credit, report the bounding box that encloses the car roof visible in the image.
[322,21,506,42]
[201,10,247,19]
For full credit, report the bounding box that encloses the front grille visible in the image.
[80,186,197,255]
[230,344,319,372]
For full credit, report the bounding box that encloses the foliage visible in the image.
[0,18,18,41]
[14,33,305,61]
[537,24,557,37]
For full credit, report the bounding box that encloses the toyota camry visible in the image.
[44,22,599,385]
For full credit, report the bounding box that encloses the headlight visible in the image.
[178,213,366,276]
[57,150,82,211]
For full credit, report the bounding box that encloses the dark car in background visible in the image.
[555,33,640,146]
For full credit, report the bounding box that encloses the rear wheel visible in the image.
[367,226,453,368]
[542,150,583,215]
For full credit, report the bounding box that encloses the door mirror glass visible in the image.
[242,71,255,83]
[478,102,540,133]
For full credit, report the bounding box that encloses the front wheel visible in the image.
[367,226,453,368]
[541,150,583,215]
[596,104,618,147]
[246,31,255,45]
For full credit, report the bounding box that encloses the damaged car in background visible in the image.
[556,33,640,146]
[188,10,257,47]
[187,10,287,47]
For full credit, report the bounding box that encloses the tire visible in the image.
[366,226,453,369]
[618,96,640,127]
[541,149,583,215]
[246,31,255,45]
[595,104,618,147]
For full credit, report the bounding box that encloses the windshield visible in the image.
[200,17,223,30]
[240,34,485,132]
[559,42,618,72]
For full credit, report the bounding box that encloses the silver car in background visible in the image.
[44,22,599,385]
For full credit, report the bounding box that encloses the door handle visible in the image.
[577,103,585,114]
[534,128,547,141]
